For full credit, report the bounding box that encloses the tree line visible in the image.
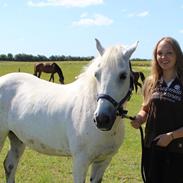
[0,53,150,62]
[0,53,94,62]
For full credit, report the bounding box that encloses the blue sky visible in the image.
[1,0,183,59]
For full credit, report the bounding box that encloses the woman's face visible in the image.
[156,40,177,72]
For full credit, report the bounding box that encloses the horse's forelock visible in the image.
[77,45,126,82]
[100,45,125,68]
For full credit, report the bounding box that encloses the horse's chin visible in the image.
[95,124,114,131]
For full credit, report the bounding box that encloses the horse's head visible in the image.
[59,78,64,84]
[93,39,138,131]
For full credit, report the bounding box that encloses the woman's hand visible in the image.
[153,132,173,147]
[131,109,147,129]
[131,114,143,129]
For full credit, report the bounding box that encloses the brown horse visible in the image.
[132,71,145,93]
[34,62,64,84]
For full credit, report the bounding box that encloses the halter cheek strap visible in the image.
[97,72,134,118]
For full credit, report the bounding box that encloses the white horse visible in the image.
[0,39,138,183]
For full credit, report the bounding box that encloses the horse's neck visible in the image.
[75,77,97,107]
[56,69,64,80]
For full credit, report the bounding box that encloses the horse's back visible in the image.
[35,62,55,73]
[0,72,69,115]
[0,72,52,118]
[0,72,39,81]
[0,72,50,93]
[0,72,72,155]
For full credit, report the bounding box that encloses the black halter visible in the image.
[97,65,134,118]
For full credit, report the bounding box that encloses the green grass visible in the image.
[0,61,149,183]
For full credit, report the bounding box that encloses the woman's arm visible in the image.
[171,127,183,139]
[154,127,183,147]
[131,76,151,129]
[131,105,148,129]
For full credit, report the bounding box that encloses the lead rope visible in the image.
[139,126,146,183]
[124,62,147,183]
[122,114,147,183]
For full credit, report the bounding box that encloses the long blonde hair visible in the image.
[143,37,183,106]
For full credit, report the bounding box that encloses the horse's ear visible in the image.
[124,41,139,60]
[95,38,105,56]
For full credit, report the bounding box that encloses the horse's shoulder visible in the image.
[35,62,43,66]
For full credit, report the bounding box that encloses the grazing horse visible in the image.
[34,62,64,84]
[0,39,138,183]
[132,71,145,93]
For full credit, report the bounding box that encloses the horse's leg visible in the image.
[134,81,138,93]
[38,72,41,78]
[137,82,142,88]
[49,75,52,81]
[49,74,54,82]
[90,158,112,183]
[3,132,25,183]
[49,75,52,82]
[52,74,54,83]
[139,72,145,83]
[134,84,138,93]
[72,154,90,183]
[136,82,142,93]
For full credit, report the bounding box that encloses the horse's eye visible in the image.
[119,73,127,80]
[94,70,100,80]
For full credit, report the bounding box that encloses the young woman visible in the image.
[131,37,183,183]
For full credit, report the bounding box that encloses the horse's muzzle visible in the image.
[93,112,116,131]
[60,79,64,84]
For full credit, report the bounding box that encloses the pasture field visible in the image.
[0,61,150,183]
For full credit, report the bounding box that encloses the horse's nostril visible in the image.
[93,113,114,131]
[94,114,110,125]
[100,115,110,124]
[94,115,100,124]
[93,117,97,124]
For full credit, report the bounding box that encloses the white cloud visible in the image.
[179,29,183,34]
[72,14,113,26]
[137,11,149,17]
[3,3,8,7]
[128,13,135,17]
[80,12,88,18]
[128,11,149,18]
[121,9,127,13]
[0,2,8,8]
[28,0,103,7]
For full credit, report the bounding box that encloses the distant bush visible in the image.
[0,53,94,62]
